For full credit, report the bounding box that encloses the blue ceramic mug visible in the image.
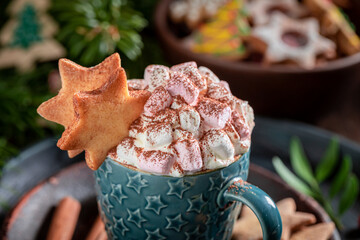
[94,151,282,240]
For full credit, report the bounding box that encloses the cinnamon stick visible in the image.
[86,216,107,240]
[46,196,81,240]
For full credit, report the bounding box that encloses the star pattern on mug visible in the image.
[112,216,129,237]
[145,195,168,215]
[165,213,187,232]
[145,228,166,240]
[239,159,249,178]
[186,194,206,213]
[99,160,113,179]
[105,222,115,239]
[208,175,222,191]
[94,171,102,186]
[205,212,218,225]
[184,177,197,187]
[167,179,191,199]
[221,170,231,185]
[110,183,128,204]
[101,194,114,214]
[126,172,149,194]
[127,208,147,228]
[185,226,201,240]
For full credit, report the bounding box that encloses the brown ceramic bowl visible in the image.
[154,0,360,121]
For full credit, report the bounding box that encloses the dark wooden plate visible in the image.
[2,162,340,240]
[0,117,359,239]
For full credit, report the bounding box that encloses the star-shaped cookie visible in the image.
[57,68,150,170]
[37,53,121,157]
[251,12,336,68]
[232,198,316,240]
[246,0,306,26]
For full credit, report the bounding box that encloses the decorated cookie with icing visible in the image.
[187,0,250,60]
[250,12,336,68]
[169,0,226,29]
[304,0,360,55]
[246,0,307,26]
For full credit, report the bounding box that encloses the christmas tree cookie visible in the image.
[0,0,65,72]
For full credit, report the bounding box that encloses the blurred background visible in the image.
[0,0,166,168]
[0,0,359,169]
[0,0,359,238]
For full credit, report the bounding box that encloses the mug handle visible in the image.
[217,177,282,240]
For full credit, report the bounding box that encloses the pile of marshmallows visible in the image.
[113,62,254,176]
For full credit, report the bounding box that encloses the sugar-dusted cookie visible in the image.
[246,0,307,26]
[57,68,150,170]
[250,12,336,68]
[37,53,121,158]
[304,0,360,55]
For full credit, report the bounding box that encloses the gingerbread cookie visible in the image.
[232,198,334,240]
[0,0,65,72]
[304,0,360,55]
[57,68,150,170]
[169,0,226,29]
[246,0,307,26]
[37,53,121,158]
[250,12,336,68]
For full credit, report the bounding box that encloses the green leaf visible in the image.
[338,174,359,215]
[289,137,317,188]
[329,155,352,198]
[272,157,318,198]
[315,137,339,182]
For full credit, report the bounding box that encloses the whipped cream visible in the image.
[115,62,254,176]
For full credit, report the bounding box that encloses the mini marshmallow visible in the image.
[166,73,200,105]
[144,86,172,117]
[206,83,233,104]
[199,66,220,83]
[232,99,255,132]
[171,62,207,92]
[144,123,173,148]
[116,137,138,165]
[200,129,235,169]
[178,106,201,133]
[128,117,147,138]
[232,110,251,140]
[241,101,255,131]
[170,61,197,72]
[138,150,175,174]
[218,81,231,93]
[144,65,170,91]
[127,79,148,90]
[223,123,249,155]
[171,95,187,110]
[173,128,194,141]
[196,97,231,129]
[174,138,203,172]
[153,108,180,128]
